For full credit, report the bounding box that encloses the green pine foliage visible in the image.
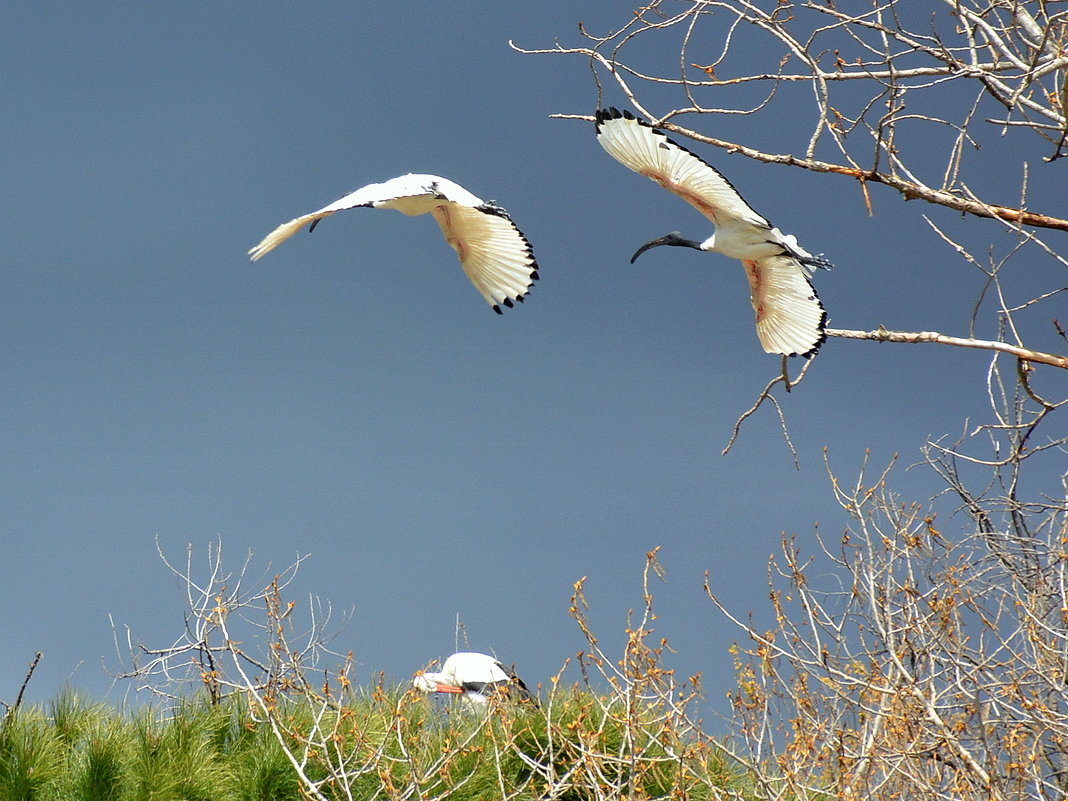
[0,688,742,801]
[0,707,65,801]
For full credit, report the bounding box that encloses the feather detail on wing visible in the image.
[594,107,768,229]
[248,210,336,261]
[431,203,539,313]
[744,256,827,357]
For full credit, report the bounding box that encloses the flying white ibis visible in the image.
[594,107,831,357]
[413,652,535,705]
[248,173,539,314]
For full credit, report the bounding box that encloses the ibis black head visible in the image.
[629,231,703,264]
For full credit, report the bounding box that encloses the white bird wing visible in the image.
[429,202,539,313]
[594,107,768,229]
[247,177,432,262]
[248,174,538,313]
[744,254,826,357]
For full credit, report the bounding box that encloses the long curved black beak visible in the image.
[629,232,702,264]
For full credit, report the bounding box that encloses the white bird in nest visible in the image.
[594,107,832,357]
[413,652,535,706]
[249,173,539,314]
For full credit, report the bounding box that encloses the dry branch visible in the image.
[825,326,1068,369]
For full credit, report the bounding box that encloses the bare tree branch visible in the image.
[3,651,43,718]
[825,327,1068,369]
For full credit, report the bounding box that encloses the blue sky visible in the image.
[3,4,1064,710]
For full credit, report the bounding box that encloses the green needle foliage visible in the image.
[0,707,65,801]
[0,687,741,801]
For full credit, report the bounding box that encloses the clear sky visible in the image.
[3,4,1064,710]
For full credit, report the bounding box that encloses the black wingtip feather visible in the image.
[473,202,540,309]
[595,106,628,131]
[794,302,829,359]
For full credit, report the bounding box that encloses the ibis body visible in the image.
[595,107,830,357]
[249,173,539,313]
[413,651,534,705]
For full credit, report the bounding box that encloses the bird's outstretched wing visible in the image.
[430,202,539,313]
[594,107,768,229]
[745,255,827,357]
[248,174,538,313]
[247,176,429,262]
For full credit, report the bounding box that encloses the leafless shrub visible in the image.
[707,352,1067,799]
[113,543,740,800]
[109,539,347,707]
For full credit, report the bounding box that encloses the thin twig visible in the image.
[9,652,43,717]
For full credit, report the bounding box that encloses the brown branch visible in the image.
[723,358,814,461]
[9,652,43,716]
[825,327,1068,369]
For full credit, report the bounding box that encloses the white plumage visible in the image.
[413,652,534,705]
[595,107,830,357]
[249,173,539,313]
